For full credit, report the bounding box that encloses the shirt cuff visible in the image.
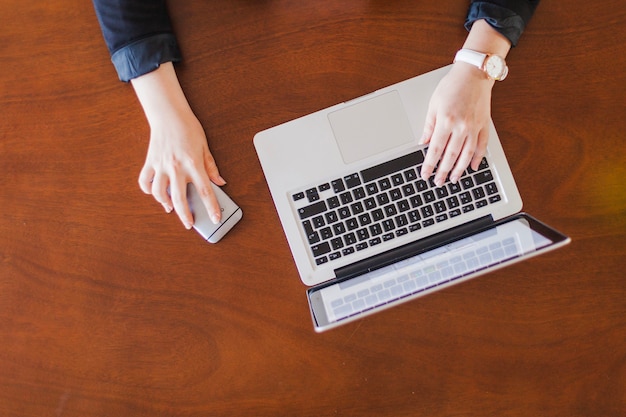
[465,2,527,47]
[111,33,182,82]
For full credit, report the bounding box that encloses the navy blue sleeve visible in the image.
[465,0,540,46]
[92,0,182,82]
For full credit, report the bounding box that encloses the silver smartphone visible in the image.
[187,183,242,243]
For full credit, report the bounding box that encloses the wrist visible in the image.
[131,62,197,128]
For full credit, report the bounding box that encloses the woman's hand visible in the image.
[420,19,511,187]
[419,62,493,186]
[131,62,225,229]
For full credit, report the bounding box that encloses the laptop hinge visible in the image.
[334,215,494,281]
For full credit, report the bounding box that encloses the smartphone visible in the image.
[187,183,242,243]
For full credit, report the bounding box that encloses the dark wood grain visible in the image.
[1,1,625,416]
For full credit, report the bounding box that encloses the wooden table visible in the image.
[2,1,625,415]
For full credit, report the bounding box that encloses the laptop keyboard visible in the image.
[290,148,502,267]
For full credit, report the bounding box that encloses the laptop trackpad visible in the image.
[328,90,415,165]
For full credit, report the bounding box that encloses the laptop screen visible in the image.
[308,213,570,332]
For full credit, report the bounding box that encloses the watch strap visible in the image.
[454,49,486,69]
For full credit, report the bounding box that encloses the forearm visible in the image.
[92,0,181,81]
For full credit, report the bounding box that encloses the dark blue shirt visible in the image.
[92,0,540,82]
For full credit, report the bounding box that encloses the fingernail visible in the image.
[450,175,459,183]
[184,221,193,230]
[164,204,173,213]
[210,213,221,224]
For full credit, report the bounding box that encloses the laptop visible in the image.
[254,65,570,332]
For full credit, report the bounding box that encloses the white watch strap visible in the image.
[454,49,486,69]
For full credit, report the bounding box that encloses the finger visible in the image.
[470,127,490,171]
[138,164,155,195]
[419,106,436,146]
[151,173,173,213]
[448,133,478,183]
[193,180,222,224]
[433,131,466,187]
[203,149,226,186]
[169,179,194,229]
[421,121,450,183]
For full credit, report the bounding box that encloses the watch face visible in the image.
[485,55,508,80]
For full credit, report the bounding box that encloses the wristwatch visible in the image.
[454,48,508,81]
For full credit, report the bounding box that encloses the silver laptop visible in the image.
[254,65,570,332]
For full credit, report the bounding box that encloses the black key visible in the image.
[448,182,462,194]
[459,191,472,205]
[338,207,351,219]
[460,177,474,190]
[315,256,328,266]
[434,201,446,213]
[319,183,331,192]
[327,196,340,209]
[366,182,379,195]
[330,238,344,250]
[485,182,499,195]
[378,178,392,191]
[421,205,434,218]
[422,218,435,227]
[302,220,314,235]
[377,192,390,205]
[435,187,449,199]
[356,242,369,251]
[344,233,357,245]
[333,222,346,235]
[293,192,305,201]
[364,197,377,210]
[331,179,345,193]
[408,210,421,223]
[361,150,425,183]
[358,213,372,226]
[450,209,462,218]
[395,214,408,227]
[325,211,338,224]
[306,188,320,202]
[372,209,384,221]
[311,242,331,257]
[384,204,398,217]
[352,186,366,200]
[410,195,423,208]
[446,196,460,209]
[423,190,436,203]
[396,228,408,237]
[329,252,341,261]
[474,170,494,185]
[397,199,410,212]
[346,218,359,230]
[489,195,502,204]
[350,201,364,215]
[369,237,382,246]
[356,228,370,241]
[307,231,320,245]
[402,183,415,196]
[404,168,418,181]
[436,214,448,222]
[382,219,395,232]
[472,187,486,200]
[320,227,333,240]
[390,188,403,201]
[340,191,353,204]
[312,215,325,228]
[342,247,355,256]
[391,173,404,186]
[369,223,383,236]
[415,179,428,192]
[298,201,327,219]
[382,233,395,241]
[344,173,361,188]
